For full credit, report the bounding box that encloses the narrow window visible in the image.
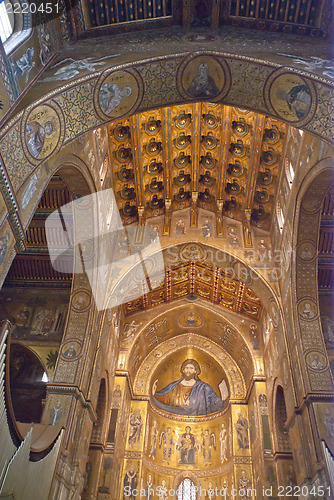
[0,0,14,43]
[178,478,197,500]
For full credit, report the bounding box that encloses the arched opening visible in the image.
[275,386,290,451]
[9,343,47,423]
[0,0,14,43]
[91,378,107,443]
[0,174,73,430]
[1,0,32,54]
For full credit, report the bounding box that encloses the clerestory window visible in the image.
[0,0,32,54]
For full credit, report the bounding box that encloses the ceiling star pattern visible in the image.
[76,0,330,36]
[109,103,287,230]
[123,260,262,320]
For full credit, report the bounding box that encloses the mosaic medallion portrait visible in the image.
[22,103,63,161]
[95,69,143,119]
[177,55,230,101]
[265,70,316,126]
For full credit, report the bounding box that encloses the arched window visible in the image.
[177,478,197,500]
[276,201,285,233]
[0,0,14,42]
[0,0,32,55]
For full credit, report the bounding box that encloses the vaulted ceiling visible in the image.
[109,102,287,231]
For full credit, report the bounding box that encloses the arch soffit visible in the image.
[0,51,332,201]
[10,341,47,373]
[124,299,258,357]
[109,241,283,321]
[18,153,97,230]
[121,300,259,391]
[0,154,98,289]
[271,378,291,450]
[291,158,334,394]
[133,333,246,400]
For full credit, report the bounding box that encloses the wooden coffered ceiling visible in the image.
[123,260,262,320]
[109,103,287,232]
[4,176,73,287]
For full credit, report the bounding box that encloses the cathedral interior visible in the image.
[0,1,333,499]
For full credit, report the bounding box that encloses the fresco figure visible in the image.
[201,429,216,465]
[175,219,186,235]
[15,307,30,327]
[249,324,259,350]
[21,173,39,209]
[158,479,168,499]
[123,465,137,500]
[148,420,158,459]
[145,474,154,500]
[201,220,213,238]
[286,464,297,487]
[177,426,197,464]
[238,470,251,499]
[152,358,227,416]
[49,400,62,425]
[13,48,35,82]
[26,120,54,158]
[42,55,120,81]
[206,481,218,499]
[99,83,132,115]
[128,409,142,445]
[310,354,325,370]
[64,344,77,358]
[221,480,229,499]
[187,63,219,98]
[286,84,311,120]
[235,413,249,449]
[160,427,174,464]
[219,423,228,462]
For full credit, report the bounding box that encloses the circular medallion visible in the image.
[180,243,205,262]
[72,289,91,312]
[264,69,316,126]
[306,351,327,372]
[297,298,318,320]
[298,241,316,261]
[95,69,143,119]
[61,340,81,360]
[177,54,231,102]
[179,311,203,328]
[22,102,64,162]
[301,196,323,213]
[232,261,253,285]
[270,302,279,328]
